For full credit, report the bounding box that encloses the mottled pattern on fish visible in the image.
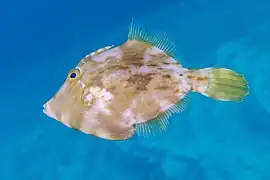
[43,19,249,140]
[70,42,189,139]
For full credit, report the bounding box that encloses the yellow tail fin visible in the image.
[189,68,249,102]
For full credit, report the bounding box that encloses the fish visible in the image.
[43,19,249,140]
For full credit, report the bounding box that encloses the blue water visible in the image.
[1,0,270,179]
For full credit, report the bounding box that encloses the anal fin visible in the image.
[135,94,190,138]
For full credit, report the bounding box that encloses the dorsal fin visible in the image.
[135,94,190,138]
[128,18,176,57]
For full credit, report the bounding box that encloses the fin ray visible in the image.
[128,18,176,57]
[135,94,190,138]
[190,68,249,102]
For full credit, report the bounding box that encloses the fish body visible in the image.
[43,19,249,140]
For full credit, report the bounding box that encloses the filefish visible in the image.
[43,19,249,140]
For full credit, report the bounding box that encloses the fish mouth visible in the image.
[43,102,57,120]
[42,104,49,116]
[43,104,46,113]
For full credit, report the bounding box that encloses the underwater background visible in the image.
[1,0,270,179]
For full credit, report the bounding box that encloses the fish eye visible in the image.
[68,68,80,80]
[70,72,77,79]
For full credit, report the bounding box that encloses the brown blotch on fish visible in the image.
[127,74,154,91]
[187,75,196,80]
[150,52,171,63]
[121,40,152,49]
[162,62,171,65]
[105,64,130,71]
[91,74,104,87]
[120,41,149,66]
[197,77,208,81]
[121,50,144,66]
[147,64,158,67]
[162,74,171,79]
[174,89,180,93]
[155,86,169,90]
[105,56,119,62]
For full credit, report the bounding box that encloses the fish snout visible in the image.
[43,99,59,121]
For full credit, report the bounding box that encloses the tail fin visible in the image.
[188,68,249,102]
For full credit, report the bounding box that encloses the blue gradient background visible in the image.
[1,0,270,179]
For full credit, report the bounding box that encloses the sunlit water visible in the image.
[1,0,270,179]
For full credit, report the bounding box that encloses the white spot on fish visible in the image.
[84,93,93,105]
[94,99,111,115]
[179,78,191,93]
[138,65,152,73]
[131,98,137,109]
[121,109,135,126]
[89,86,114,102]
[102,70,129,84]
[128,65,156,74]
[102,91,114,101]
[167,57,180,65]
[147,46,163,55]
[90,86,101,95]
[143,53,152,63]
[91,47,123,62]
[79,80,86,88]
[160,64,180,71]
[89,45,115,57]
[197,84,207,93]
[129,98,147,124]
[122,109,133,119]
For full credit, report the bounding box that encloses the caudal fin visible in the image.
[189,68,249,102]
